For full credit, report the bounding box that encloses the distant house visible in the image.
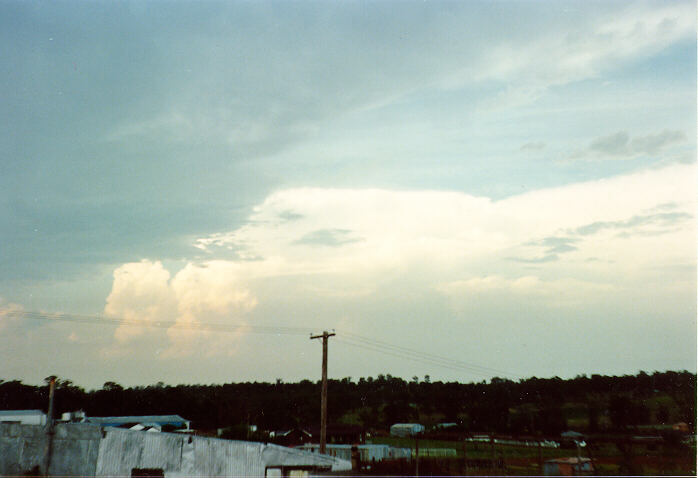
[270,425,364,447]
[543,457,594,476]
[298,443,412,463]
[307,424,365,444]
[0,410,47,426]
[0,423,351,476]
[672,422,689,433]
[85,415,191,431]
[390,423,424,437]
[269,428,313,447]
[434,422,457,430]
[560,430,586,448]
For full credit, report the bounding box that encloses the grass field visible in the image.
[366,436,696,476]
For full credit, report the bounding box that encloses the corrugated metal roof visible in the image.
[546,457,591,464]
[0,410,45,416]
[86,415,188,426]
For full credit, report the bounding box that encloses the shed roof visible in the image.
[86,415,189,426]
[546,457,591,464]
[0,410,45,416]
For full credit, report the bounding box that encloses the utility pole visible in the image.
[310,331,335,454]
[44,376,56,476]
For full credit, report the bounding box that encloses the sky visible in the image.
[0,1,695,390]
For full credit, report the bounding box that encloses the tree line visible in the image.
[0,370,694,436]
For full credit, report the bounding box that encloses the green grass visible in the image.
[367,436,696,476]
[369,436,579,460]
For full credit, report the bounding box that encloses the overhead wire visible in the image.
[4,309,514,378]
[333,336,495,378]
[4,310,312,336]
[335,330,515,378]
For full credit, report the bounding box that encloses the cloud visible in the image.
[468,0,678,106]
[293,229,363,247]
[530,237,579,254]
[101,162,696,370]
[191,162,695,289]
[0,299,24,332]
[104,2,695,155]
[436,276,616,308]
[509,254,560,264]
[630,130,687,155]
[508,235,579,264]
[462,3,695,108]
[104,261,177,344]
[520,142,546,151]
[104,260,257,357]
[574,211,691,236]
[575,129,687,160]
[590,131,630,155]
[513,207,692,263]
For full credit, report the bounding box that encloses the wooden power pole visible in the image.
[44,376,56,476]
[310,331,335,454]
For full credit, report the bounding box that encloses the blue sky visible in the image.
[0,1,695,389]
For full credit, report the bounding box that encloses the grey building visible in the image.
[0,423,350,477]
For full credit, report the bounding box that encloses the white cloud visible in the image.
[435,276,616,308]
[104,163,695,358]
[104,260,256,357]
[463,3,695,108]
[194,161,695,296]
[0,299,24,332]
[105,260,177,343]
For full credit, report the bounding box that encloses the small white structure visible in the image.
[390,423,425,437]
[60,411,86,423]
[129,423,161,433]
[0,410,47,426]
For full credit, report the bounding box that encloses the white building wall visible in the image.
[0,411,47,426]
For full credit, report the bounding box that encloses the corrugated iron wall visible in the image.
[2,423,347,476]
[0,423,101,476]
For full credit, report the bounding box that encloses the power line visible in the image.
[333,336,513,379]
[335,330,514,378]
[4,309,514,378]
[4,310,312,336]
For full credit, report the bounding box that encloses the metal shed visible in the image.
[0,423,351,476]
[389,423,425,437]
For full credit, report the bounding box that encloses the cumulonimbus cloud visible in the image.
[196,162,695,276]
[104,260,257,357]
[105,162,695,354]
